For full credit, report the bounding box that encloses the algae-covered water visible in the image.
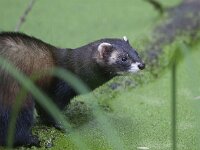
[1,0,199,150]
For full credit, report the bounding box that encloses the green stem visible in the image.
[171,63,177,150]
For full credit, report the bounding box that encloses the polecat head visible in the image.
[96,36,145,75]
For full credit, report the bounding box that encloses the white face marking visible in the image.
[123,36,128,42]
[128,62,141,73]
[108,51,118,64]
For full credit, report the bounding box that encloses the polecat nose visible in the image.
[138,63,145,70]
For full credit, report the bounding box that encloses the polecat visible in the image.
[0,32,145,147]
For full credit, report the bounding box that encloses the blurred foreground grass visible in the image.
[1,0,198,150]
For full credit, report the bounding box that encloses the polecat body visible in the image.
[0,32,145,147]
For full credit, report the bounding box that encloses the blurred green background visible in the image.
[1,0,199,150]
[0,0,180,47]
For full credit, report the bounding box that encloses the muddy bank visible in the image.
[146,0,200,65]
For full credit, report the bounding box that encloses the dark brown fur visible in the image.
[0,33,55,107]
[0,33,61,147]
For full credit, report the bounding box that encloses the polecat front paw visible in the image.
[27,135,41,147]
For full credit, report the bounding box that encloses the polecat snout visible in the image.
[0,32,145,147]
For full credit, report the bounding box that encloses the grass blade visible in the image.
[171,63,177,150]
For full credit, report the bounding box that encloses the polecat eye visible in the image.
[121,57,127,62]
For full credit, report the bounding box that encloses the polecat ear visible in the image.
[98,42,113,58]
[123,36,129,43]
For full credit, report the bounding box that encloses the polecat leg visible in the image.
[0,102,40,147]
[36,80,76,130]
[35,105,64,130]
[13,107,40,147]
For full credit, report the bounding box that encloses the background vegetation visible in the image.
[0,0,199,149]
